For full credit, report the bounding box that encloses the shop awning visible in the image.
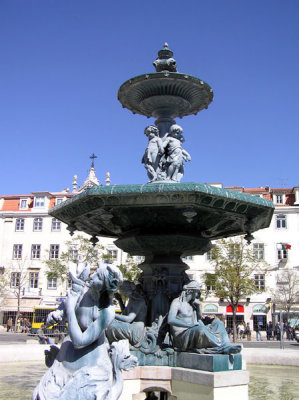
[226,305,244,314]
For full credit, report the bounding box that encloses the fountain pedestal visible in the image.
[120,366,249,400]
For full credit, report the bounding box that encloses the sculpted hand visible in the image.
[65,289,80,311]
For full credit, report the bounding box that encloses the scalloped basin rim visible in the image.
[50,182,274,213]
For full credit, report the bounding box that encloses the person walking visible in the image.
[274,322,281,340]
[244,323,251,341]
[255,323,262,341]
[266,321,273,340]
[6,317,12,332]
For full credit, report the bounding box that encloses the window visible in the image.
[10,272,20,288]
[15,218,25,232]
[205,273,216,292]
[19,199,28,209]
[107,249,118,260]
[276,214,287,229]
[31,244,41,259]
[206,250,215,260]
[253,315,267,331]
[50,244,59,259]
[13,244,22,259]
[55,198,64,205]
[69,248,78,260]
[228,243,240,260]
[47,277,57,289]
[274,194,285,205]
[253,243,264,260]
[34,196,45,207]
[33,218,43,232]
[51,218,61,232]
[183,256,193,261]
[29,272,39,288]
[278,249,288,261]
[254,274,265,290]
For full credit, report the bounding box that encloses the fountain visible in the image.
[46,44,274,399]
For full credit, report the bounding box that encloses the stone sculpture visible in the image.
[163,124,191,182]
[168,281,241,354]
[142,124,191,183]
[32,263,138,400]
[106,280,147,346]
[142,126,164,182]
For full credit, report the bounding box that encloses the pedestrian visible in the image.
[6,317,12,332]
[255,323,262,341]
[274,322,281,340]
[266,321,273,340]
[37,324,53,344]
[244,322,251,341]
[17,318,21,333]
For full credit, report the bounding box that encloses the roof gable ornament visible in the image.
[77,154,100,193]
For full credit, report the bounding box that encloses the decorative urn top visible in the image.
[153,43,177,72]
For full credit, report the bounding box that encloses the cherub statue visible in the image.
[141,125,164,182]
[162,124,191,182]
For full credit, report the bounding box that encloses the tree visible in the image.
[272,269,299,318]
[0,268,10,307]
[45,235,141,287]
[118,254,141,283]
[45,235,105,285]
[6,259,29,332]
[204,237,267,342]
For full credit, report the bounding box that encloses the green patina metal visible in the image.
[50,182,274,255]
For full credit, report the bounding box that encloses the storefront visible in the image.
[226,305,244,329]
[0,298,39,325]
[252,304,268,331]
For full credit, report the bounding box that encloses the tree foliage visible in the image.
[204,237,267,341]
[45,235,105,283]
[272,269,299,314]
[45,234,141,285]
[118,255,141,283]
[5,259,30,331]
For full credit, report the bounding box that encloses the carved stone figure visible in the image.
[168,281,241,354]
[106,281,147,346]
[142,125,164,182]
[32,264,138,400]
[163,125,191,182]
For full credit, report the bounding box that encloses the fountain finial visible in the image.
[153,43,177,72]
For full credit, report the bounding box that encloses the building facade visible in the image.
[1,178,299,331]
[186,184,299,331]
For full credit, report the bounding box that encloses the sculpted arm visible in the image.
[157,137,164,154]
[192,299,202,321]
[115,311,137,323]
[46,302,66,327]
[66,292,114,349]
[182,149,191,162]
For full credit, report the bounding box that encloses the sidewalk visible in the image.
[0,342,299,367]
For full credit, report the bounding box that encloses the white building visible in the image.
[186,184,299,331]
[1,175,298,331]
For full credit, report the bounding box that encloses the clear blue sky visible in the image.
[1,1,298,194]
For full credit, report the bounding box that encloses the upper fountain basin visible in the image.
[118,72,213,119]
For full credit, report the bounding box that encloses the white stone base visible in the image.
[120,366,249,400]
